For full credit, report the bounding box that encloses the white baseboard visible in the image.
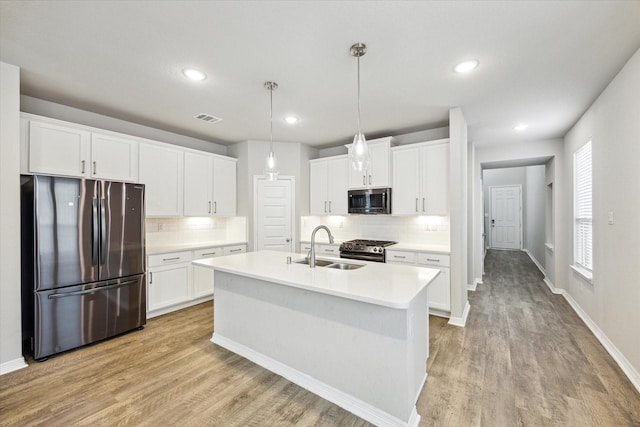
[447,300,471,327]
[211,334,420,427]
[543,277,561,294]
[523,249,546,276]
[467,282,477,291]
[559,291,640,394]
[0,357,28,376]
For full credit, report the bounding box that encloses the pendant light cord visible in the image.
[357,55,362,134]
[269,86,274,151]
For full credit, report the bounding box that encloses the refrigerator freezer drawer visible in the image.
[33,274,146,360]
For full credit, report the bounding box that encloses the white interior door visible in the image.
[256,177,293,252]
[490,186,521,249]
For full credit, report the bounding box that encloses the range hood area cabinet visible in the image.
[391,139,450,216]
[347,137,395,189]
[309,155,349,215]
[183,152,237,217]
[22,116,139,182]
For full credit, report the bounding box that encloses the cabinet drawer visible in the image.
[319,245,339,256]
[417,253,450,267]
[194,247,223,259]
[300,243,312,252]
[148,251,193,267]
[386,250,417,264]
[224,244,246,256]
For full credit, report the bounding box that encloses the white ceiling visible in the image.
[1,1,639,148]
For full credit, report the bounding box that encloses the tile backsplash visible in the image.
[145,216,246,247]
[300,215,449,246]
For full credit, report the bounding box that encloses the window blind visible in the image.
[574,141,592,270]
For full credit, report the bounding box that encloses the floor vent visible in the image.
[194,113,222,124]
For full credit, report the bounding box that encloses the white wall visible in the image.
[562,49,640,383]
[0,62,27,374]
[449,108,469,324]
[525,165,546,267]
[21,96,228,155]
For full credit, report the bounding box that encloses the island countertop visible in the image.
[193,250,439,309]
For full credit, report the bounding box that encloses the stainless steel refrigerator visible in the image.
[21,175,146,360]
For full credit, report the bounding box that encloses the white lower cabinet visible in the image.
[386,249,451,316]
[147,244,246,318]
[299,242,341,256]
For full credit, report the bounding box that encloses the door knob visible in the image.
[285,238,291,243]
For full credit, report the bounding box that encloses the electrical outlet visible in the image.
[158,223,164,232]
[608,211,614,225]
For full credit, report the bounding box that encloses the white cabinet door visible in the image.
[427,267,450,312]
[183,152,213,216]
[422,143,449,215]
[349,139,391,189]
[90,133,139,182]
[193,265,215,298]
[326,157,349,215]
[28,120,90,177]
[212,157,236,216]
[392,147,421,215]
[310,160,329,215]
[148,265,191,312]
[139,143,184,217]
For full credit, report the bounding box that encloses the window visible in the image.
[574,141,592,271]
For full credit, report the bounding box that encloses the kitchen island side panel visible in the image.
[212,270,429,424]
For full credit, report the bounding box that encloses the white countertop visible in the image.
[147,240,247,255]
[193,250,439,309]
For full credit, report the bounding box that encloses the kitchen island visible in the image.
[193,250,439,427]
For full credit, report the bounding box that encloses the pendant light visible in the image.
[350,43,369,172]
[264,81,279,180]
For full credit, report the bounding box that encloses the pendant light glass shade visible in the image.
[351,132,368,172]
[264,81,279,180]
[350,43,369,172]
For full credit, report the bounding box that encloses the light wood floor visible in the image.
[1,249,639,426]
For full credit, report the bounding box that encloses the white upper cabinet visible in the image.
[310,155,348,215]
[348,137,394,189]
[90,132,139,182]
[212,157,237,216]
[183,152,237,217]
[28,120,90,177]
[139,143,184,217]
[26,118,138,182]
[392,140,449,215]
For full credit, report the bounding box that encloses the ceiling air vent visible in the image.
[194,113,222,124]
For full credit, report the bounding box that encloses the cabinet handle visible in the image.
[214,201,217,214]
[93,161,97,175]
[325,249,335,252]
[324,201,327,213]
[229,248,242,253]
[149,272,153,284]
[208,201,212,214]
[81,160,86,174]
[394,255,406,259]
[369,175,372,185]
[426,258,440,262]
[422,198,425,212]
[202,252,218,256]
[362,176,366,185]
[415,198,419,212]
[328,201,332,212]
[162,256,180,261]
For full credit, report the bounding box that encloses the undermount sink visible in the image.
[293,258,365,270]
[294,258,334,267]
[326,262,365,270]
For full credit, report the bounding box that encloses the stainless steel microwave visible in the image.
[348,188,392,214]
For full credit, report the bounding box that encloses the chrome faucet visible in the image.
[309,225,334,268]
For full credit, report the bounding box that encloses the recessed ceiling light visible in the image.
[514,123,529,131]
[284,116,299,124]
[453,59,479,73]
[182,68,207,81]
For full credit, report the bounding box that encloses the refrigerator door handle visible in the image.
[92,198,99,266]
[48,280,138,299]
[100,200,107,265]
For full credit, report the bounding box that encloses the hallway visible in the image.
[420,249,640,426]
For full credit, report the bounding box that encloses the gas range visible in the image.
[339,239,397,263]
